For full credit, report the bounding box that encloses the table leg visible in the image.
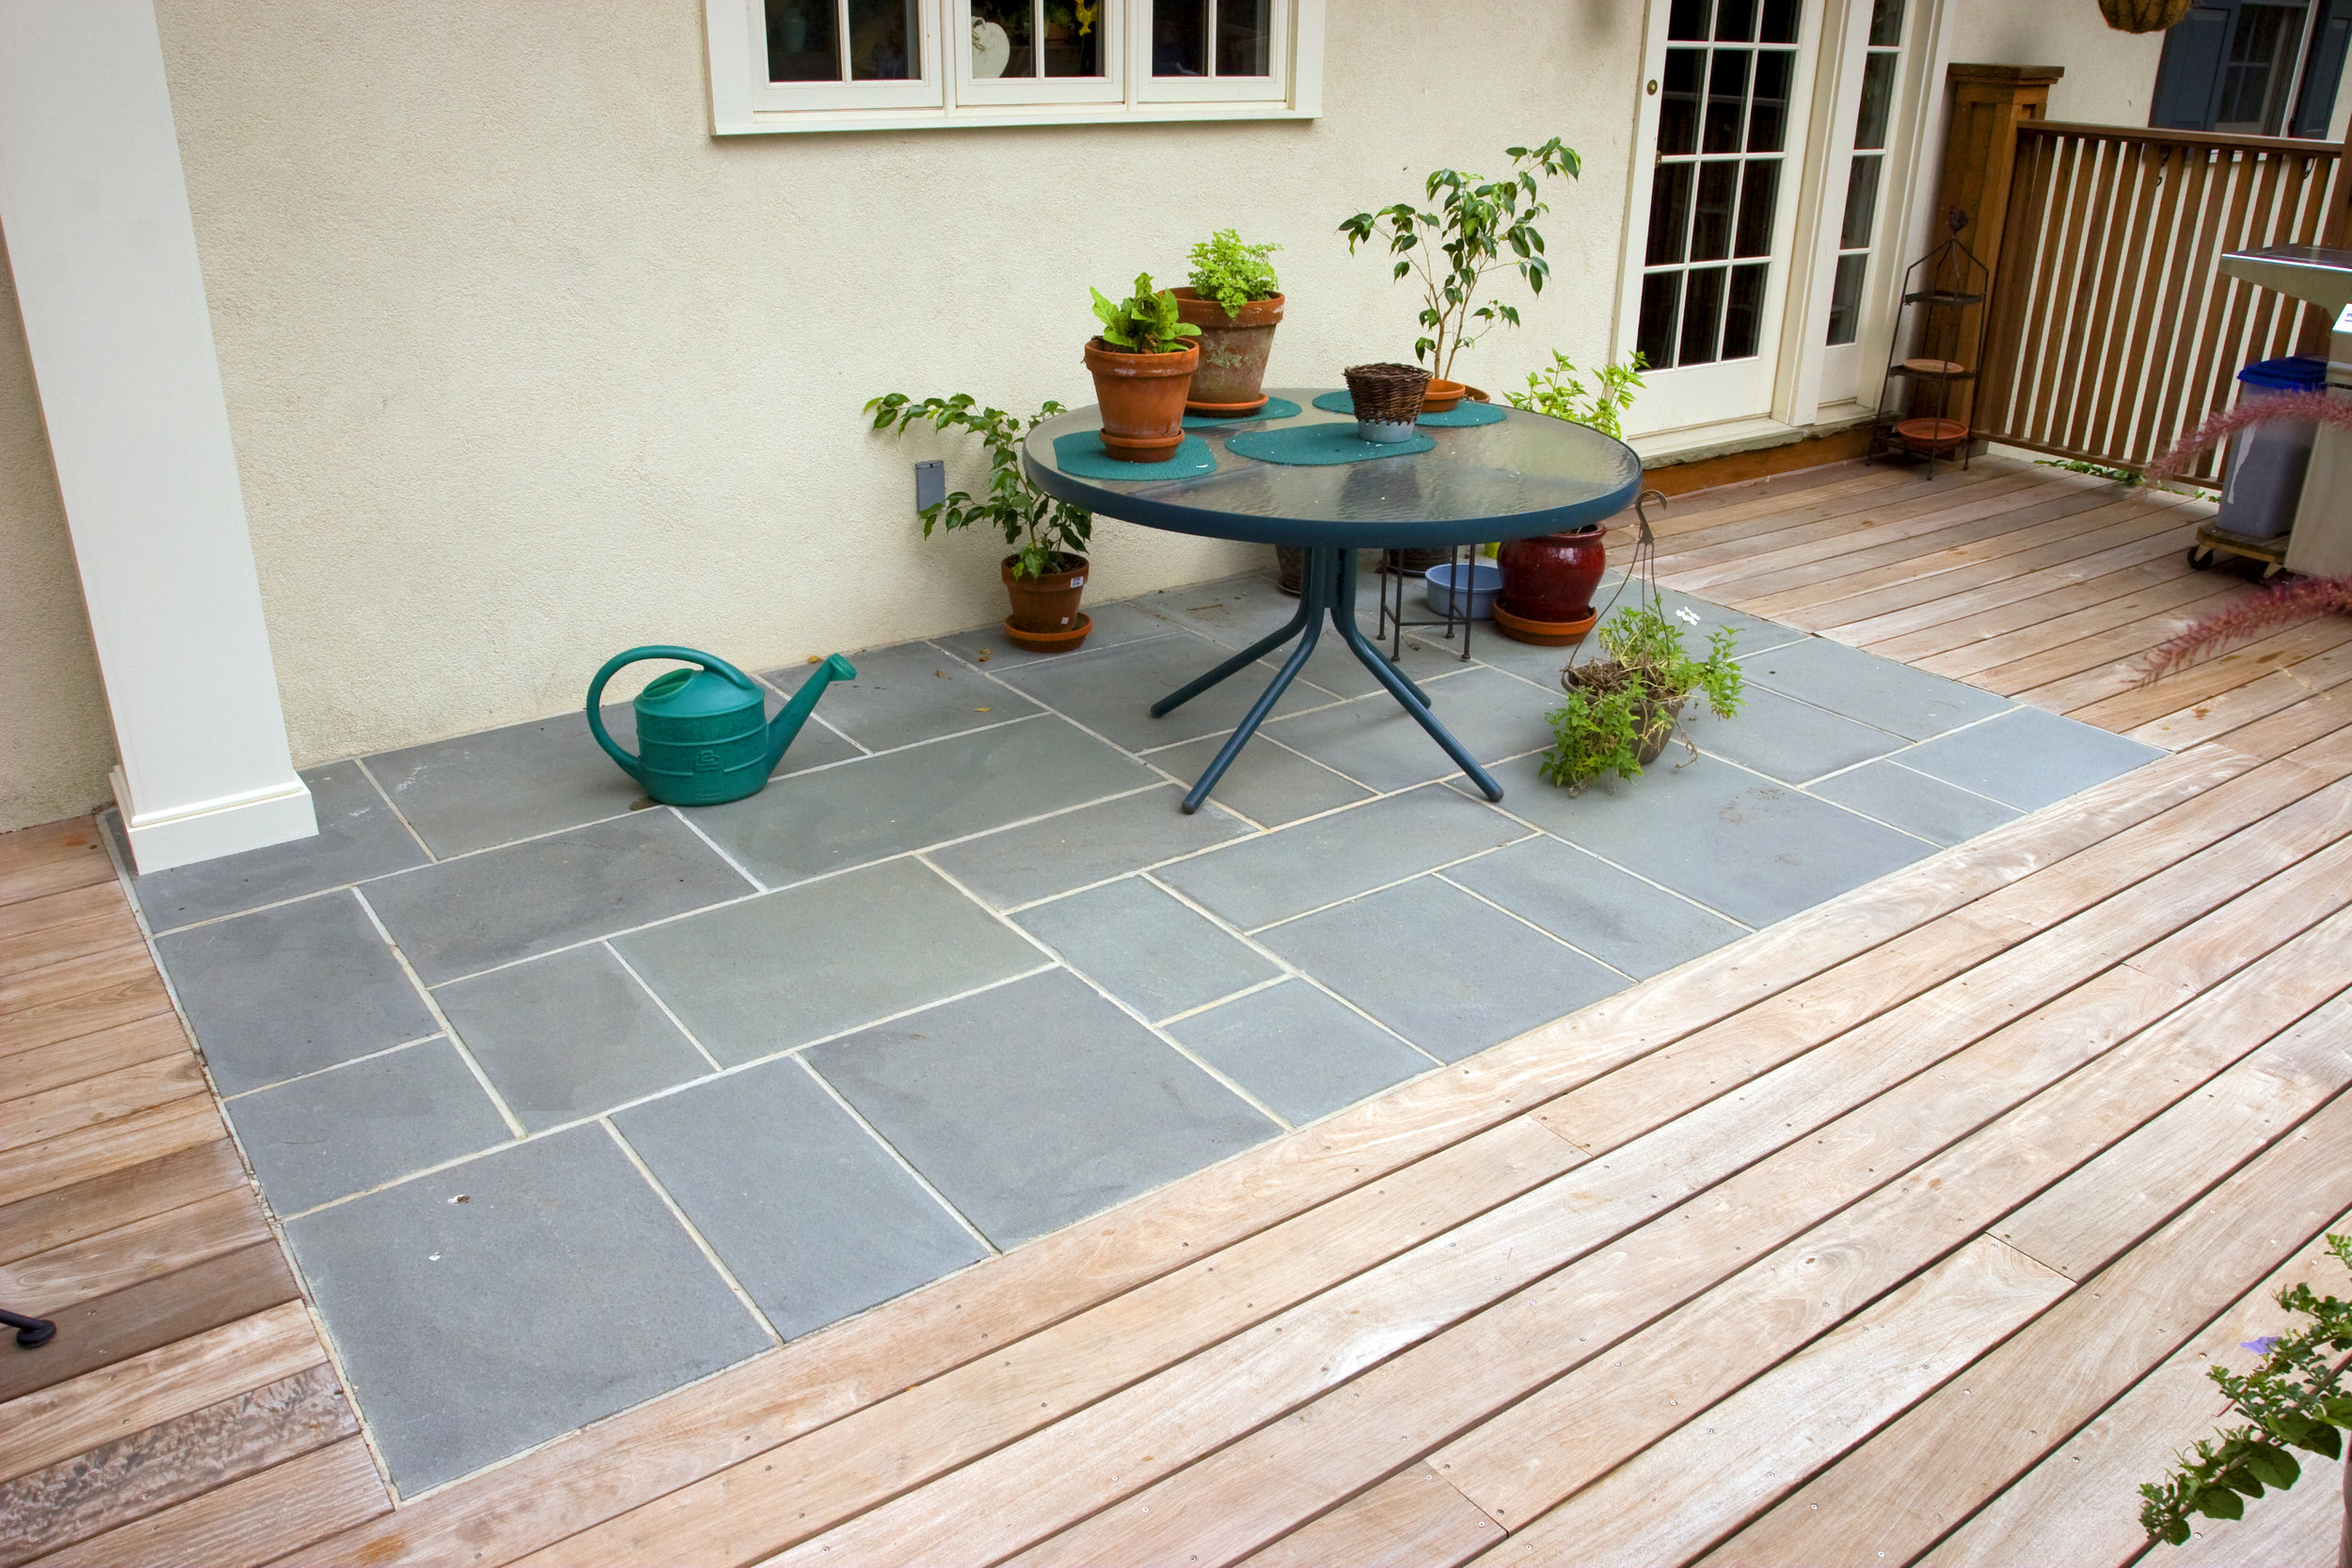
[1148,566,1319,719]
[1177,571,1329,814]
[1331,549,1505,801]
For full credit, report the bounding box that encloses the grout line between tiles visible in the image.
[353,754,440,863]
[597,1116,784,1345]
[789,1054,1001,1258]
[219,1029,453,1101]
[1239,828,1544,939]
[667,805,769,895]
[1427,869,1638,981]
[1149,972,1294,1029]
[604,940,726,1074]
[350,886,529,1140]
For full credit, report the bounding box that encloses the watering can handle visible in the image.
[584,645,762,777]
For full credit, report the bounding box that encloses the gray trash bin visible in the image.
[2217,355,2327,539]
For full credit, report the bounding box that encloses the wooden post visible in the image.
[2294,112,2352,356]
[1929,64,2063,431]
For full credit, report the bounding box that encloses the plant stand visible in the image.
[1871,211,1990,479]
[1375,545,1479,664]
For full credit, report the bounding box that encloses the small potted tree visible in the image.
[1085,273,1200,461]
[1341,138,1580,412]
[1173,229,1284,416]
[865,392,1098,653]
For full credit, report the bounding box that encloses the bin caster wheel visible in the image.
[2261,562,2286,581]
[2186,546,2217,571]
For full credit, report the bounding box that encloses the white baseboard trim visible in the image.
[112,765,317,875]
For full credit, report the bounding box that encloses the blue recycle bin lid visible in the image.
[2237,355,2328,391]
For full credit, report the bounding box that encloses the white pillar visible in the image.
[0,0,313,872]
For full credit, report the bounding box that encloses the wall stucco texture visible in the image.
[148,0,1644,768]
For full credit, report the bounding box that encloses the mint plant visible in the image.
[1540,600,1742,790]
[865,392,1091,580]
[1089,273,1200,355]
[1187,229,1282,317]
[1507,351,1648,440]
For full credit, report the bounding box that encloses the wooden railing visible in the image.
[1974,122,2343,486]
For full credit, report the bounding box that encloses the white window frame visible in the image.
[707,0,1323,134]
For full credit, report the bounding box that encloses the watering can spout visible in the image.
[769,654,857,771]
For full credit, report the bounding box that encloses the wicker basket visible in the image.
[1343,363,1432,426]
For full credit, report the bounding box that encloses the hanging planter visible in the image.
[2097,0,2192,32]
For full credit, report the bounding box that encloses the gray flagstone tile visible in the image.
[762,641,1041,752]
[987,631,1338,752]
[1679,686,1909,784]
[1890,705,2168,812]
[1441,834,1748,979]
[1739,634,2013,739]
[1142,732,1377,828]
[924,784,1251,910]
[930,598,1178,672]
[1260,666,1560,793]
[1807,758,2025,847]
[1014,877,1279,1022]
[1166,980,1434,1125]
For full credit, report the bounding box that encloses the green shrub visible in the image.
[1187,230,1281,317]
[1539,601,1742,790]
[865,392,1091,580]
[1089,273,1200,355]
[1508,351,1648,440]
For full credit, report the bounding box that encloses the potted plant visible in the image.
[1539,596,1743,790]
[864,391,1098,653]
[1173,229,1284,416]
[1340,138,1581,412]
[1494,351,1648,643]
[2136,1232,2351,1558]
[1086,273,1200,461]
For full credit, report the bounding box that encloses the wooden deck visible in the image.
[7,452,2351,1566]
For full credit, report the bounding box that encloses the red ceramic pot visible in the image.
[1496,527,1607,622]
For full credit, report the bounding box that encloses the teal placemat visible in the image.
[1182,396,1303,430]
[1311,389,1509,427]
[1051,431,1217,481]
[1227,425,1436,466]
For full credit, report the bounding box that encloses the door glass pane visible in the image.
[1638,273,1683,370]
[1706,50,1751,151]
[1724,263,1769,357]
[1692,162,1739,261]
[1735,161,1779,256]
[1826,252,1867,344]
[1715,0,1757,41]
[848,0,918,78]
[1647,163,1695,265]
[1760,0,1801,42]
[1867,0,1904,47]
[1854,50,1897,149]
[768,0,842,81]
[1661,49,1705,153]
[1682,267,1728,364]
[1749,49,1792,150]
[1825,2,1905,346]
[972,0,1032,77]
[1216,0,1271,74]
[1152,0,1208,75]
[1839,153,1883,250]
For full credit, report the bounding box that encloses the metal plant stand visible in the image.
[1375,545,1477,663]
[1871,210,1990,478]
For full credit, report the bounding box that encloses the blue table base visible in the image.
[1153,546,1505,812]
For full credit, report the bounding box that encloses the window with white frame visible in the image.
[706,0,1322,133]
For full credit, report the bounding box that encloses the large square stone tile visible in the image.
[1129,571,1301,649]
[1143,732,1377,828]
[1259,876,1626,1063]
[435,944,712,1130]
[805,970,1274,1247]
[1257,621,1473,702]
[615,858,1044,1066]
[224,1037,513,1214]
[930,599,1178,673]
[925,784,1252,910]
[1892,705,2168,811]
[1156,784,1528,932]
[283,1125,770,1493]
[1679,686,1908,784]
[156,890,437,1095]
[1807,758,2024,847]
[1441,834,1748,979]
[763,641,1041,752]
[1740,635,2013,740]
[1590,575,1811,657]
[989,632,1338,752]
[1167,980,1434,1125]
[111,762,428,932]
[364,810,753,985]
[691,717,1154,885]
[615,1059,987,1338]
[1481,751,1936,928]
[1015,877,1279,1022]
[1261,666,1558,792]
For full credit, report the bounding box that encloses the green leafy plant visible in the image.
[2034,456,2144,485]
[1539,599,1742,790]
[2138,1234,2352,1546]
[1508,351,1649,440]
[1187,229,1281,317]
[864,392,1091,580]
[1089,273,1201,355]
[1339,138,1581,381]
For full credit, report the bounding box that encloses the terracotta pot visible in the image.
[1084,339,1198,460]
[1275,545,1305,596]
[1422,377,1467,413]
[1563,661,1685,766]
[1002,553,1089,647]
[1173,289,1283,413]
[1497,527,1607,624]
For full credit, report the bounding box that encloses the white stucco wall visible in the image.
[0,232,118,832]
[146,0,1646,769]
[1948,5,2173,126]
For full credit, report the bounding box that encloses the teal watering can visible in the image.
[586,646,855,807]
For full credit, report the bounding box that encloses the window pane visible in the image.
[972,0,1032,77]
[1840,152,1883,250]
[1152,0,1208,75]
[1692,160,1739,261]
[1867,0,1904,48]
[1681,266,1727,365]
[1647,163,1695,265]
[1047,0,1104,75]
[1734,159,1779,256]
[1705,50,1751,153]
[1715,0,1757,41]
[1216,0,1271,75]
[1760,0,1801,43]
[1855,50,1897,150]
[1668,0,1711,41]
[2217,4,2301,130]
[1661,48,1705,154]
[1749,49,1791,150]
[767,0,841,81]
[1826,251,1867,344]
[848,0,918,79]
[1723,262,1768,358]
[1639,273,1683,371]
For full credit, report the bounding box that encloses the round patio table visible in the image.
[1024,388,1643,813]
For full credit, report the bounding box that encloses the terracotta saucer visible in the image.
[1491,601,1598,646]
[1185,394,1271,417]
[1003,611,1092,654]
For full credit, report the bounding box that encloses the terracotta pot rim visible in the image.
[1185,394,1272,416]
[1422,376,1467,412]
[1171,287,1285,327]
[1492,601,1597,645]
[1002,611,1092,653]
[1000,551,1087,583]
[1085,337,1201,373]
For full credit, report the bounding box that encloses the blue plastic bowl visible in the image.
[1423,560,1502,621]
